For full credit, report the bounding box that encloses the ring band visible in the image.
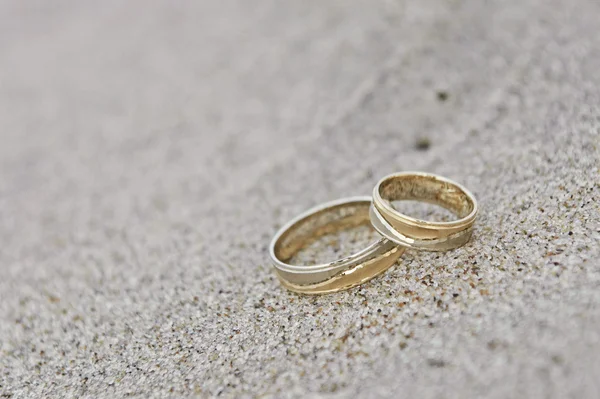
[269,197,404,294]
[371,172,478,251]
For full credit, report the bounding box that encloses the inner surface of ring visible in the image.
[379,175,473,219]
[275,202,373,263]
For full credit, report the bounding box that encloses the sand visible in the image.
[1,0,599,397]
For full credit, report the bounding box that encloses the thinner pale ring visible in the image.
[371,172,478,251]
[269,197,404,294]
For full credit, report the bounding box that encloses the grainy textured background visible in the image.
[1,0,599,398]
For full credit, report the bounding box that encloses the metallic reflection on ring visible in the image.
[371,172,478,251]
[269,197,404,294]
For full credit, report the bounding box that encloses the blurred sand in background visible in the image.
[1,0,599,397]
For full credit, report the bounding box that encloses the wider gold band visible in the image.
[269,197,404,294]
[371,172,478,251]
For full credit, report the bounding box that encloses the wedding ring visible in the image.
[371,172,478,251]
[269,197,404,294]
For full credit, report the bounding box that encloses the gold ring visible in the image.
[269,197,404,294]
[371,172,478,251]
